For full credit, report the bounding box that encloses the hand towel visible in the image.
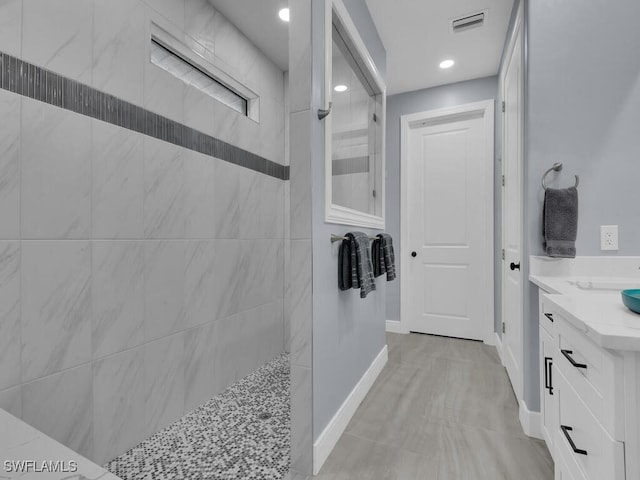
[346,232,376,298]
[378,233,396,281]
[338,238,352,291]
[543,186,578,258]
[372,237,383,277]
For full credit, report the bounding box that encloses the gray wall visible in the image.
[523,0,640,410]
[312,0,388,439]
[385,77,499,323]
[0,0,285,465]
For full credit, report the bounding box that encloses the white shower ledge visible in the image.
[529,255,640,352]
[0,408,122,480]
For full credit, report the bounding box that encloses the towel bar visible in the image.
[542,162,579,190]
[330,234,377,243]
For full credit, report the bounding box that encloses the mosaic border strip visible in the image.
[0,51,289,181]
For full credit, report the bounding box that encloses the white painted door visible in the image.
[501,5,524,401]
[403,102,494,341]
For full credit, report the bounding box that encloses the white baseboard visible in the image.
[519,400,543,440]
[385,320,408,334]
[313,345,388,475]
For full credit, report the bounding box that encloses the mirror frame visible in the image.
[324,0,386,229]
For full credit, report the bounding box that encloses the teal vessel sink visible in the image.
[621,289,640,314]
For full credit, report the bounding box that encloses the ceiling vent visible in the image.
[451,11,486,33]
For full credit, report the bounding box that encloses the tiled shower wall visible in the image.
[0,0,285,466]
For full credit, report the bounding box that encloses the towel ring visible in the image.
[542,163,579,190]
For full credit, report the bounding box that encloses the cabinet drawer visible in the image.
[539,294,557,337]
[555,441,588,480]
[556,314,624,438]
[556,370,624,480]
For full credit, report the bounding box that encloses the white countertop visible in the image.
[543,292,640,351]
[0,409,121,480]
[530,266,640,352]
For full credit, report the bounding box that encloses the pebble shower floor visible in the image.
[105,354,290,480]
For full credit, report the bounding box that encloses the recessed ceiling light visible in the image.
[334,84,348,92]
[439,59,455,69]
[278,8,290,22]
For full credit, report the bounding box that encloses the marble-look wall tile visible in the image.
[258,94,286,163]
[210,239,241,321]
[290,110,312,240]
[144,0,185,31]
[0,0,21,57]
[93,0,146,106]
[183,321,215,412]
[184,150,216,239]
[184,87,216,137]
[0,90,20,239]
[0,385,21,418]
[144,333,184,436]
[289,0,312,114]
[92,120,144,239]
[213,160,241,239]
[289,240,312,368]
[240,239,284,312]
[184,0,216,53]
[183,240,216,328]
[230,301,284,382]
[21,241,91,382]
[0,241,20,390]
[92,241,144,359]
[22,364,93,460]
[210,101,249,156]
[22,0,93,83]
[291,364,313,475]
[143,137,185,239]
[212,12,260,88]
[93,348,145,465]
[144,240,185,342]
[238,171,284,239]
[21,99,91,239]
[284,179,291,354]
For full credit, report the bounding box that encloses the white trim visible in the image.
[494,332,505,365]
[385,320,408,334]
[313,345,388,475]
[500,1,525,404]
[400,100,495,342]
[324,0,386,230]
[519,400,543,440]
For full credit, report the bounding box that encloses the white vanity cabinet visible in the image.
[539,292,558,452]
[540,294,632,480]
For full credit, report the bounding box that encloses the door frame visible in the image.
[400,100,495,344]
[500,1,524,402]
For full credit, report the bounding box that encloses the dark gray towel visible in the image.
[338,238,352,291]
[543,186,578,258]
[378,233,396,281]
[346,232,376,298]
[372,237,382,277]
[372,234,396,281]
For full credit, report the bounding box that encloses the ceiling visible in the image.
[208,0,289,71]
[365,0,514,95]
[208,0,514,95]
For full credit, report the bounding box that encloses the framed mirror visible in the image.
[325,0,386,229]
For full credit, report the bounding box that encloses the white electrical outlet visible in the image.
[601,225,619,251]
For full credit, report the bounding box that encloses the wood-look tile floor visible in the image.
[314,333,554,480]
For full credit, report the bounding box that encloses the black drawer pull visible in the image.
[561,349,587,369]
[544,357,553,395]
[544,313,554,323]
[560,425,588,455]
